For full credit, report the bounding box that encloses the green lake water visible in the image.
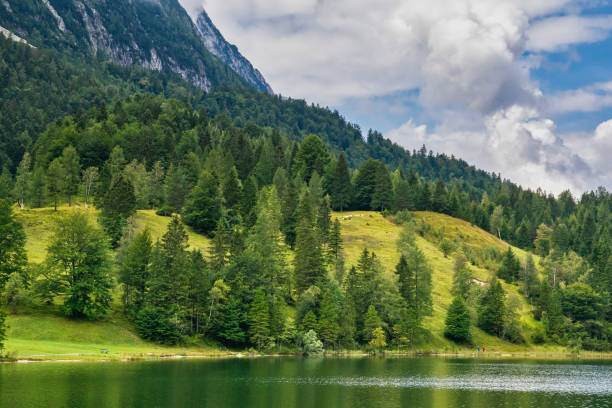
[0,357,610,407]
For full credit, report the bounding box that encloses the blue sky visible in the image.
[186,0,612,194]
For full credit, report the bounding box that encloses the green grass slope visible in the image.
[334,211,560,353]
[5,206,564,358]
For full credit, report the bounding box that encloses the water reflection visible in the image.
[0,358,610,408]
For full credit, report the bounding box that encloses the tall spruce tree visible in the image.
[330,153,351,211]
[478,277,506,337]
[100,173,136,245]
[371,162,393,211]
[498,247,521,282]
[444,296,471,343]
[249,289,270,350]
[183,170,222,235]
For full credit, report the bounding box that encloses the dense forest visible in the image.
[0,91,609,353]
[0,35,610,354]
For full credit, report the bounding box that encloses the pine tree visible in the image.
[119,229,152,315]
[431,179,448,213]
[363,305,382,342]
[371,162,393,211]
[317,287,340,348]
[478,277,506,337]
[330,152,351,212]
[452,252,473,301]
[240,176,258,228]
[301,310,318,333]
[100,173,136,245]
[183,171,222,235]
[293,134,329,182]
[294,216,326,294]
[354,159,379,210]
[46,158,65,211]
[249,289,270,350]
[29,166,45,208]
[164,164,189,210]
[369,327,387,351]
[498,247,520,282]
[281,178,298,248]
[515,219,532,248]
[444,296,471,343]
[317,195,332,243]
[328,219,345,282]
[61,145,81,207]
[522,254,539,300]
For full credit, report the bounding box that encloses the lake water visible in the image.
[0,357,610,407]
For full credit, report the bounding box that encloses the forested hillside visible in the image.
[0,92,609,355]
[0,23,610,357]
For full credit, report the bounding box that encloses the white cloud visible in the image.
[527,15,612,52]
[183,0,612,192]
[546,81,612,114]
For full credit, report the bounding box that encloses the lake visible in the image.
[1,357,610,407]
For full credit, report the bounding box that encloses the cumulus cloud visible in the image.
[527,15,612,52]
[546,81,612,114]
[182,0,612,193]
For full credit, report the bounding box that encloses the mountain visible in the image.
[0,0,257,90]
[193,9,272,94]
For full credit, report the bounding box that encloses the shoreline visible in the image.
[4,350,612,364]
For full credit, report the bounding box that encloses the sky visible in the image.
[180,0,612,195]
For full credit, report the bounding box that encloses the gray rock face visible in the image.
[0,0,251,91]
[195,10,273,94]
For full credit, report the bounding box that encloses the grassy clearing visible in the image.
[334,210,552,352]
[4,314,227,361]
[17,207,211,263]
[6,207,563,359]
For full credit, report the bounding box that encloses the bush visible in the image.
[531,326,547,344]
[156,206,176,217]
[302,330,323,356]
[135,307,180,344]
[395,210,413,224]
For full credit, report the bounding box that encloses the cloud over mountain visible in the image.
[192,0,612,194]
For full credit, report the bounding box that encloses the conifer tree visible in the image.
[330,152,351,212]
[294,215,326,294]
[119,229,152,315]
[61,145,81,207]
[293,134,329,182]
[281,179,299,248]
[30,166,45,208]
[164,164,189,210]
[46,158,65,211]
[240,176,258,228]
[371,162,393,211]
[452,252,473,301]
[317,195,332,243]
[444,296,471,342]
[478,277,506,337]
[249,289,270,350]
[317,287,340,348]
[431,179,448,213]
[363,305,382,342]
[354,159,379,210]
[100,173,136,245]
[301,310,318,333]
[183,170,221,235]
[498,247,520,282]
